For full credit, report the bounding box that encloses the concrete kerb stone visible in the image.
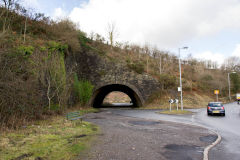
[203,130,222,160]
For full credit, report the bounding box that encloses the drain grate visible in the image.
[128,120,160,126]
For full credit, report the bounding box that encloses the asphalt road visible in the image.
[196,102,240,160]
[82,108,214,160]
[109,102,240,160]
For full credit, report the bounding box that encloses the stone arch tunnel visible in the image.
[68,51,161,107]
[91,84,144,107]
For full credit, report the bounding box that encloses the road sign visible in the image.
[175,99,179,110]
[174,99,179,103]
[214,90,219,94]
[178,87,181,92]
[214,90,219,102]
[169,99,174,111]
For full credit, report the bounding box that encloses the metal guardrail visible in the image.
[66,111,83,121]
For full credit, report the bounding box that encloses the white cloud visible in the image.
[53,8,68,20]
[68,0,240,49]
[232,44,240,58]
[194,51,225,66]
[192,44,240,66]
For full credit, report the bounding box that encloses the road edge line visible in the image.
[203,130,221,160]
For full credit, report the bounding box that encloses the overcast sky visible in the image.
[22,0,240,66]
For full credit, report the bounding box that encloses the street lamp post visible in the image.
[228,72,236,101]
[178,47,188,111]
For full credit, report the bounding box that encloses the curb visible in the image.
[203,130,222,160]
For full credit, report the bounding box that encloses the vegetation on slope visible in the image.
[0,1,240,128]
[0,2,95,129]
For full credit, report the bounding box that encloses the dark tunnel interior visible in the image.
[92,84,142,108]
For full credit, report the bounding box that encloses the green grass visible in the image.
[0,109,99,160]
[157,109,193,115]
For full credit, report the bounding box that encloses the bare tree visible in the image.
[222,56,240,72]
[158,52,162,74]
[33,49,69,111]
[124,42,130,56]
[106,22,118,49]
[143,44,150,73]
[0,2,6,19]
[152,46,158,59]
[1,0,19,31]
[23,14,27,42]
[46,75,55,110]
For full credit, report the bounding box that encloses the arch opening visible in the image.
[103,91,131,106]
[92,84,143,108]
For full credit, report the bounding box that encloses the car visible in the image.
[207,102,225,116]
[236,93,240,104]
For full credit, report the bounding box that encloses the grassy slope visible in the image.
[145,91,214,109]
[0,109,99,160]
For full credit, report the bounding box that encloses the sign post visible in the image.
[214,90,219,102]
[169,99,174,111]
[175,99,179,110]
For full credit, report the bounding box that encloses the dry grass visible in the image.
[0,109,99,160]
[157,110,193,115]
[143,91,214,109]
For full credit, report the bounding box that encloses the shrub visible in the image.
[201,74,213,81]
[74,74,94,106]
[47,41,68,56]
[231,73,240,94]
[127,61,144,74]
[198,74,215,91]
[157,74,177,89]
[17,45,34,58]
[49,19,81,52]
[0,49,41,128]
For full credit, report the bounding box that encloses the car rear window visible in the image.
[209,103,222,107]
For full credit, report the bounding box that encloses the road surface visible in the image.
[109,102,240,160]
[82,109,214,160]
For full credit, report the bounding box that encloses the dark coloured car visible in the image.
[207,102,225,116]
